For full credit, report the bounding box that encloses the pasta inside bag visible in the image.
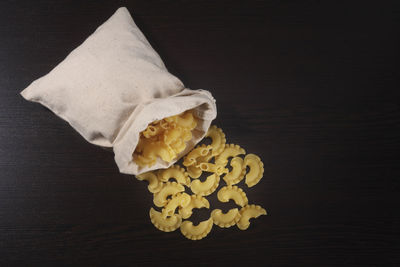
[20,7,217,175]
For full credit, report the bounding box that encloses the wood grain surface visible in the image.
[1,0,399,266]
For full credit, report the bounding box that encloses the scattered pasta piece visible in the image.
[243,154,264,187]
[211,208,241,228]
[198,162,228,176]
[237,205,267,230]
[222,156,246,185]
[190,173,220,196]
[183,144,212,167]
[153,182,184,207]
[135,171,163,193]
[217,185,248,207]
[205,125,226,156]
[150,207,182,232]
[215,144,246,166]
[158,165,191,186]
[179,195,210,219]
[180,218,213,240]
[162,192,191,218]
[135,124,267,240]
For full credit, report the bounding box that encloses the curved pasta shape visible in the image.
[180,218,213,240]
[211,208,241,228]
[179,195,210,219]
[170,139,187,155]
[142,124,163,138]
[158,165,191,186]
[150,207,182,232]
[176,110,197,130]
[198,162,228,176]
[244,154,264,187]
[237,204,267,230]
[217,185,248,207]
[163,127,183,145]
[222,157,246,185]
[186,165,202,179]
[153,182,185,207]
[190,173,220,196]
[136,171,163,193]
[183,144,212,167]
[205,125,226,156]
[162,193,191,218]
[141,141,177,164]
[215,144,246,166]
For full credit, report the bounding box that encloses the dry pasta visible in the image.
[222,156,246,185]
[153,182,184,207]
[180,218,213,241]
[236,205,267,230]
[211,208,241,228]
[179,195,210,219]
[150,207,182,232]
[135,124,267,240]
[190,173,220,196]
[217,185,248,207]
[243,154,264,187]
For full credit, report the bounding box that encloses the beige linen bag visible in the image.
[20,7,217,175]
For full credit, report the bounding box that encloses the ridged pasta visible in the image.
[190,173,220,196]
[153,182,185,207]
[179,195,210,219]
[150,207,182,232]
[211,208,241,228]
[161,193,191,218]
[158,165,191,186]
[183,144,212,167]
[135,171,163,193]
[237,205,267,230]
[217,185,248,207]
[222,157,246,185]
[180,218,213,240]
[205,125,226,156]
[243,154,264,187]
[215,144,246,166]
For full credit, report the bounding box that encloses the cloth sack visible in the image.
[20,7,217,175]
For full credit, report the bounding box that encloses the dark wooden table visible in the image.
[1,1,399,266]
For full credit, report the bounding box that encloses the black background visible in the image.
[1,0,399,266]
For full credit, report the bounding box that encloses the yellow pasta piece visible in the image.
[222,157,246,185]
[179,195,210,219]
[205,125,226,156]
[170,139,186,155]
[150,207,182,232]
[153,182,185,207]
[180,218,213,240]
[211,208,241,228]
[237,204,267,230]
[243,154,264,187]
[215,144,246,166]
[175,110,197,130]
[190,173,220,196]
[142,141,177,164]
[135,171,163,193]
[163,126,183,145]
[183,144,212,167]
[186,165,202,179]
[158,165,191,186]
[142,124,163,138]
[217,185,248,207]
[161,192,191,218]
[198,162,228,176]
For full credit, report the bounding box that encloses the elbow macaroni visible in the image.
[136,125,267,240]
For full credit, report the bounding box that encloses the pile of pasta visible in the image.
[133,110,197,168]
[136,125,267,240]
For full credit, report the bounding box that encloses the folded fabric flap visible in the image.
[113,88,217,175]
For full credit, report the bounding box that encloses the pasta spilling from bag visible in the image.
[136,126,267,240]
[133,110,198,168]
